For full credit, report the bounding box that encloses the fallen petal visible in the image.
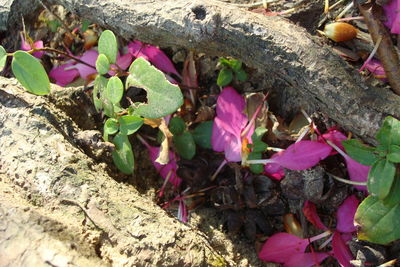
[32,40,44,58]
[73,49,98,80]
[383,0,400,34]
[336,195,359,233]
[332,231,354,267]
[270,141,332,170]
[303,201,329,230]
[259,233,310,263]
[49,63,80,86]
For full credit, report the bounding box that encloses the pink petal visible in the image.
[147,146,182,188]
[336,195,359,233]
[211,87,252,162]
[259,233,310,263]
[109,52,133,76]
[319,129,347,155]
[303,201,329,230]
[128,41,149,60]
[284,252,329,267]
[20,39,31,51]
[128,41,180,77]
[270,141,332,170]
[364,58,386,79]
[345,156,369,191]
[332,231,353,267]
[215,87,248,136]
[264,153,285,180]
[49,63,80,86]
[73,49,98,80]
[224,134,243,162]
[211,117,234,152]
[383,0,400,34]
[32,40,44,58]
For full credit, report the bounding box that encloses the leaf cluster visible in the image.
[216,58,247,87]
[344,116,400,244]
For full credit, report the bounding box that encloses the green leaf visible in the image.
[342,139,378,166]
[96,54,110,75]
[173,131,196,160]
[368,159,396,199]
[93,75,108,111]
[105,76,123,104]
[126,57,183,118]
[217,68,233,87]
[81,20,91,32]
[235,68,247,82]
[104,118,119,136]
[376,116,400,148]
[248,152,264,174]
[251,127,268,153]
[388,145,400,163]
[11,51,50,95]
[169,117,186,136]
[103,97,115,118]
[355,195,400,244]
[118,115,143,135]
[229,59,242,72]
[0,45,7,72]
[112,133,134,174]
[218,58,231,67]
[192,121,213,149]
[98,30,117,64]
[383,172,400,206]
[48,20,62,32]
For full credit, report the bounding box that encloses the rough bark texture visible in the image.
[37,0,399,143]
[0,77,263,266]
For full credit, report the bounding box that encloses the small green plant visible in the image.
[216,57,247,87]
[343,116,400,244]
[0,30,184,175]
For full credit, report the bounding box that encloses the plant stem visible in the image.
[210,159,227,181]
[32,47,96,69]
[309,230,332,243]
[327,172,367,186]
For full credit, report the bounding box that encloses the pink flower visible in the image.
[49,49,133,86]
[128,41,180,78]
[211,87,254,162]
[262,141,332,180]
[383,0,400,34]
[21,39,44,58]
[259,232,330,266]
[364,58,386,79]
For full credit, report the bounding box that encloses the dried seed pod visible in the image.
[323,22,358,42]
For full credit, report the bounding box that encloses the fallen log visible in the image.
[0,77,262,266]
[37,0,400,143]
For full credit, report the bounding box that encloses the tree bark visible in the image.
[0,77,263,266]
[38,0,400,143]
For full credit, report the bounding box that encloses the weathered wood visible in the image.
[0,77,262,266]
[41,0,400,143]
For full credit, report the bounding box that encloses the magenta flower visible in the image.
[258,232,330,266]
[49,62,79,86]
[260,196,359,266]
[49,49,133,86]
[21,38,44,58]
[128,41,181,78]
[336,195,359,233]
[327,139,369,191]
[383,0,400,34]
[364,58,386,79]
[303,201,329,230]
[211,87,254,162]
[260,141,332,180]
